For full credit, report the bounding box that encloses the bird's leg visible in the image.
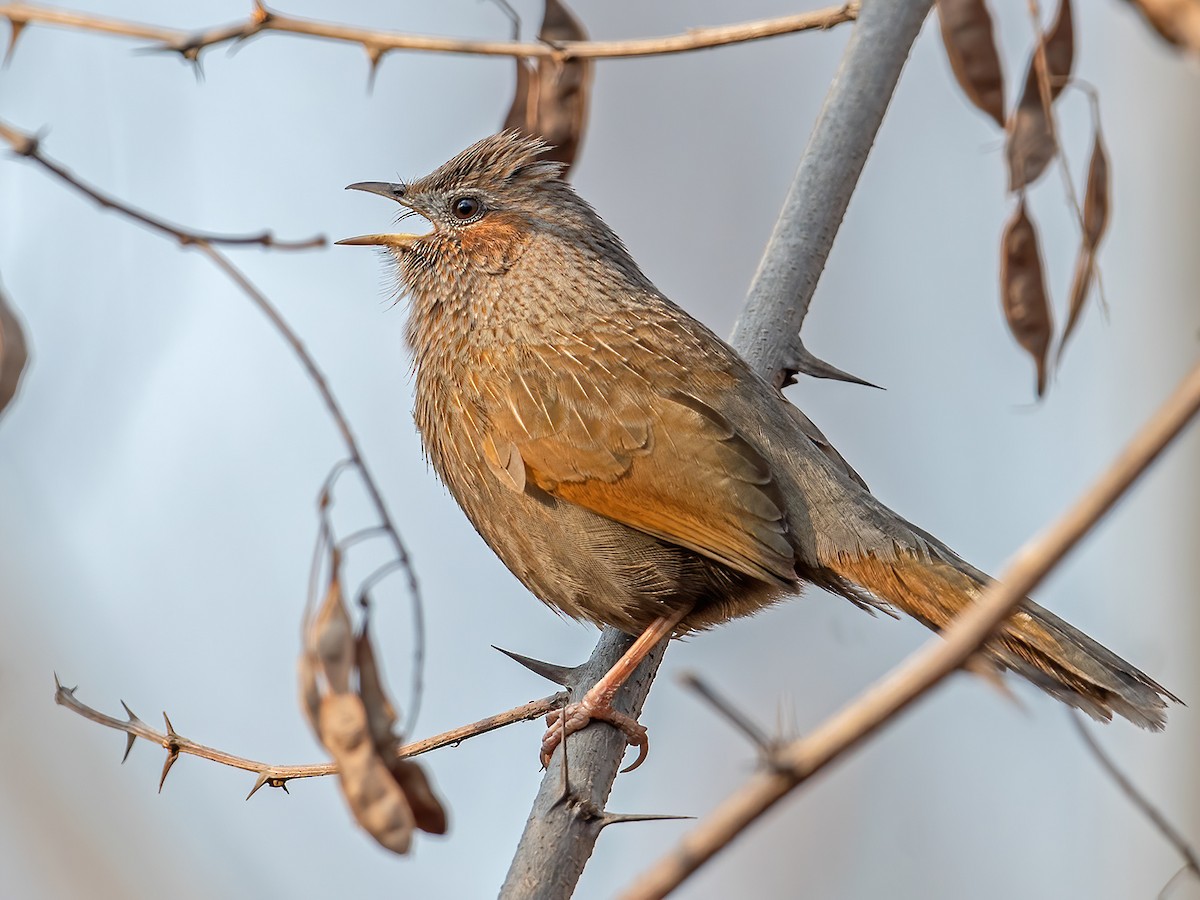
[540,606,690,773]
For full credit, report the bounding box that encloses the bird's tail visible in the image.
[812,531,1179,729]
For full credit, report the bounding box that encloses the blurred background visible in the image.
[1,1,1197,898]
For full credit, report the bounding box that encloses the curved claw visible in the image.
[539,702,650,772]
[618,732,649,773]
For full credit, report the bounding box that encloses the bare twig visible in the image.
[502,3,935,898]
[54,675,566,795]
[623,357,1200,899]
[0,2,856,64]
[0,122,322,250]
[0,118,428,730]
[1070,712,1200,882]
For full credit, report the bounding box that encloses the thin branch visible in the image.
[1070,712,1200,881]
[0,117,428,732]
[0,2,856,64]
[54,676,566,793]
[0,122,322,250]
[501,2,934,898]
[623,357,1200,900]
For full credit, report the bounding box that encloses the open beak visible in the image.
[337,181,423,249]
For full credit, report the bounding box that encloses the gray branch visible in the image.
[499,1,934,897]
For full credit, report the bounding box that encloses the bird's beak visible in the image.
[337,181,423,249]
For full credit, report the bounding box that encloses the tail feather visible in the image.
[816,547,1179,730]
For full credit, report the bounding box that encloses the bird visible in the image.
[338,131,1177,770]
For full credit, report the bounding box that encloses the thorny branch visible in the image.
[54,675,566,797]
[0,1,857,67]
[623,357,1200,899]
[0,123,322,250]
[0,117,428,731]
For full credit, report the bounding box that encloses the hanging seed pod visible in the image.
[935,0,1006,128]
[1000,197,1054,396]
[1060,127,1111,358]
[501,0,592,176]
[1006,0,1075,191]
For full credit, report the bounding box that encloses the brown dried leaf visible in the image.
[1042,0,1075,100]
[391,759,449,836]
[1060,128,1111,355]
[0,282,28,420]
[503,56,536,133]
[356,621,399,750]
[501,0,592,176]
[935,0,1006,128]
[1080,127,1111,249]
[318,693,418,855]
[1121,0,1200,54]
[1005,0,1075,191]
[312,571,353,695]
[299,559,448,853]
[1006,80,1054,191]
[1000,197,1053,395]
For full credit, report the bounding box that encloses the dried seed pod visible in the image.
[356,620,399,750]
[391,759,448,836]
[503,55,536,135]
[1060,128,1111,356]
[356,624,448,836]
[1000,197,1053,395]
[1006,0,1075,191]
[299,551,447,853]
[318,693,420,855]
[935,0,1006,128]
[312,571,354,695]
[1042,0,1075,101]
[0,281,28,420]
[501,0,592,175]
[1080,126,1111,249]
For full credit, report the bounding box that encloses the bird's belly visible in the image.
[445,466,787,634]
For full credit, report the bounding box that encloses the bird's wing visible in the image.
[479,341,797,586]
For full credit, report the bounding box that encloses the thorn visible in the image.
[597,811,694,830]
[52,672,77,702]
[120,700,144,725]
[365,45,385,94]
[3,16,26,68]
[492,645,581,688]
[247,771,292,800]
[162,711,178,738]
[679,671,775,754]
[122,733,137,764]
[158,746,179,793]
[246,772,269,800]
[782,336,881,390]
[186,50,205,83]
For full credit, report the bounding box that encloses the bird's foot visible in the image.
[540,693,649,773]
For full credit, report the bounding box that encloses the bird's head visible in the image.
[337,131,593,287]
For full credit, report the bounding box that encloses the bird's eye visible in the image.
[451,196,482,221]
